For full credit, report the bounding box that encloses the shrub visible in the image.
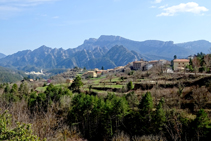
[127,81,133,91]
[0,110,45,140]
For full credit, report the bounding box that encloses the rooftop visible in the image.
[173,59,189,62]
[133,61,145,63]
[149,60,159,63]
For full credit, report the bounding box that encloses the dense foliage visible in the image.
[1,79,211,140]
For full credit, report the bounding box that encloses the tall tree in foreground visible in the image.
[69,76,83,91]
[153,97,166,131]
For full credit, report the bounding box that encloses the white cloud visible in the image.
[0,0,57,11]
[154,0,162,4]
[159,4,168,9]
[150,6,156,8]
[0,6,20,11]
[157,2,209,16]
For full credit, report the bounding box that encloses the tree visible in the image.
[23,82,29,96]
[139,92,153,115]
[127,81,133,91]
[138,92,154,133]
[153,98,166,131]
[174,55,177,60]
[4,84,10,93]
[83,67,86,71]
[177,82,185,108]
[69,76,83,91]
[125,91,139,108]
[120,77,124,82]
[10,83,18,94]
[193,109,211,140]
[106,74,113,83]
[192,57,201,75]
[88,85,92,93]
[101,66,104,70]
[189,58,193,66]
[204,54,211,72]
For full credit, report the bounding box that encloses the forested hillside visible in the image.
[0,66,26,83]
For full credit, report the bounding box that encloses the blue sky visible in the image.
[0,0,211,55]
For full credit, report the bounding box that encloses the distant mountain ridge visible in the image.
[176,40,211,54]
[1,35,211,70]
[0,45,144,70]
[0,53,6,59]
[76,35,211,58]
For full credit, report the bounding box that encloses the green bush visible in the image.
[0,110,45,140]
[127,81,133,91]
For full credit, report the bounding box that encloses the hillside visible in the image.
[0,66,26,83]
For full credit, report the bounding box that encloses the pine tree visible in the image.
[193,109,210,139]
[154,97,166,131]
[4,84,10,93]
[139,92,153,114]
[174,55,177,60]
[10,83,18,94]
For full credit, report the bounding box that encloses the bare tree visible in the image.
[177,81,185,109]
[106,74,113,83]
[192,86,209,110]
[204,54,211,72]
[192,57,200,75]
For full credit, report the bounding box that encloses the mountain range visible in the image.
[0,53,6,59]
[76,35,211,58]
[1,35,211,70]
[0,45,144,70]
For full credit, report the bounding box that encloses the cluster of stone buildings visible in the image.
[81,57,192,78]
[82,67,125,78]
[132,59,170,71]
[132,58,192,72]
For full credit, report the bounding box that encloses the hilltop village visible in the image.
[81,58,191,78]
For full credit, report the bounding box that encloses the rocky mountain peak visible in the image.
[97,35,124,42]
[84,38,97,44]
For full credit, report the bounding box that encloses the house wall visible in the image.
[133,62,146,70]
[174,62,189,70]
